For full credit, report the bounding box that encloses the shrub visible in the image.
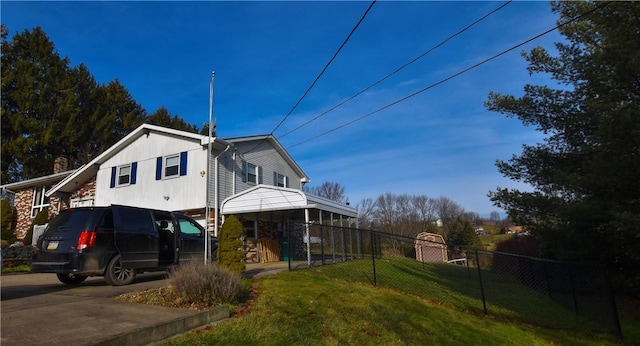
[217,215,246,273]
[169,261,243,306]
[1,199,16,243]
[25,209,48,245]
[1,244,36,259]
[494,234,539,257]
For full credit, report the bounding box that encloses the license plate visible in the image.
[47,241,59,250]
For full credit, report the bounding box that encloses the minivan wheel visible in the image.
[104,254,136,286]
[56,273,87,285]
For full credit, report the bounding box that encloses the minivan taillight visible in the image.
[76,231,97,251]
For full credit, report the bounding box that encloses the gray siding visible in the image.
[208,139,304,208]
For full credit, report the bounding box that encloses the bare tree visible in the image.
[355,197,376,229]
[434,196,466,240]
[304,181,347,204]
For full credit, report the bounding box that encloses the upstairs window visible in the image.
[110,162,137,188]
[243,161,262,184]
[165,155,180,177]
[156,151,188,180]
[31,185,50,217]
[247,163,257,184]
[274,173,289,188]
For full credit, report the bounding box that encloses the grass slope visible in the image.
[164,260,635,345]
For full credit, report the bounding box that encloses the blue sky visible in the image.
[2,1,562,216]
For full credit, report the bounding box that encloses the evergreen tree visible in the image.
[25,209,48,245]
[148,106,199,133]
[217,215,246,273]
[1,199,16,243]
[448,219,482,248]
[485,2,640,293]
[1,26,194,182]
[1,26,75,182]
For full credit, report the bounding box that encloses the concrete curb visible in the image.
[92,305,229,346]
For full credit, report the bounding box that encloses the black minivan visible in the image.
[31,205,218,286]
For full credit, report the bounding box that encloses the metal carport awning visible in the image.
[219,185,358,265]
[220,185,357,219]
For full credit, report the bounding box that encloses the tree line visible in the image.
[305,182,489,248]
[1,26,203,183]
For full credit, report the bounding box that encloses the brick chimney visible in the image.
[53,157,69,174]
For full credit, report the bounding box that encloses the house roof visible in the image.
[220,185,357,218]
[1,170,75,192]
[45,123,231,196]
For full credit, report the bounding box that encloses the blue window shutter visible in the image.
[156,157,162,180]
[241,161,247,183]
[110,167,116,188]
[273,172,278,186]
[131,162,138,185]
[285,176,290,188]
[179,151,188,176]
[258,166,263,184]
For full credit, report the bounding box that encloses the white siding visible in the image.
[95,132,208,211]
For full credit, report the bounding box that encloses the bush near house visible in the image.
[1,199,17,243]
[169,261,244,306]
[1,243,35,268]
[217,215,246,274]
[24,209,49,246]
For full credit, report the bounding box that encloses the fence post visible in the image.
[371,230,377,286]
[320,224,325,265]
[287,223,292,271]
[465,250,471,279]
[603,265,623,340]
[567,263,580,315]
[475,249,487,315]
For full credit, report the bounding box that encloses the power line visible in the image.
[286,1,612,149]
[279,0,512,139]
[242,0,377,155]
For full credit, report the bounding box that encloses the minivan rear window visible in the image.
[47,209,99,232]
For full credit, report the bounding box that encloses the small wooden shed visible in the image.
[415,232,448,263]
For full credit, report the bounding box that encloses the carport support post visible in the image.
[305,208,311,266]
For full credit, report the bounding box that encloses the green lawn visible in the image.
[163,259,639,345]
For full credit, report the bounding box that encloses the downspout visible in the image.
[232,150,237,195]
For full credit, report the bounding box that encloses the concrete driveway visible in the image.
[0,272,224,346]
[0,262,289,346]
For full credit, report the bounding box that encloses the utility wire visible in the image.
[287,1,612,149]
[279,0,512,139]
[242,0,376,155]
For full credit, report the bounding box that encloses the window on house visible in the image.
[243,219,256,238]
[31,185,50,218]
[275,173,288,188]
[110,162,137,188]
[156,152,188,180]
[246,163,257,184]
[165,155,180,177]
[118,164,131,185]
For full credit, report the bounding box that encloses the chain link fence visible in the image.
[286,222,622,339]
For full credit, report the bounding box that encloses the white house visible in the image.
[44,123,356,262]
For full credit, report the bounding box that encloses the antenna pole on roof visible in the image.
[205,71,215,263]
